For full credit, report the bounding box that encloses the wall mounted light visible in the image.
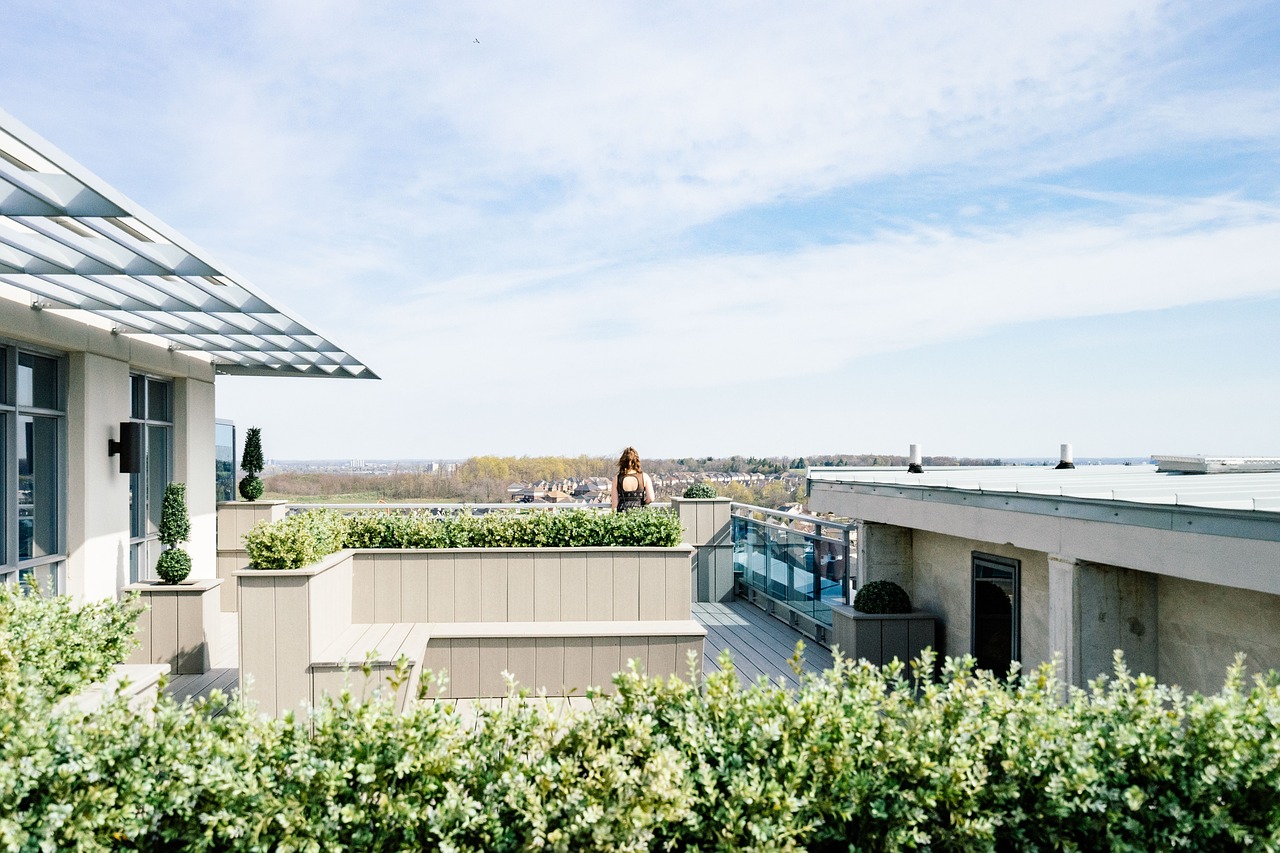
[108,422,143,474]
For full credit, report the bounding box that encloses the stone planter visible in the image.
[123,578,222,674]
[670,496,732,546]
[830,603,937,667]
[237,546,704,715]
[216,500,288,612]
[671,496,734,602]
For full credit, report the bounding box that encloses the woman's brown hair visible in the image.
[618,447,642,476]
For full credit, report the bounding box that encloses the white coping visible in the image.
[428,619,707,639]
[809,465,1280,514]
[235,545,695,577]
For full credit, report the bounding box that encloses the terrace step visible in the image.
[310,622,431,711]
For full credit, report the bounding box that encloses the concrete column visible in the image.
[856,522,913,593]
[1076,560,1158,683]
[1049,555,1159,687]
[173,377,217,581]
[1047,554,1078,686]
[65,353,132,601]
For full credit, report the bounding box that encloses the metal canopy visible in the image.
[0,109,377,379]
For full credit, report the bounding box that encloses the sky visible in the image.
[2,1,1278,460]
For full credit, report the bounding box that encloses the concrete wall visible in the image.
[909,531,1050,668]
[1,297,217,602]
[811,483,1280,597]
[1158,575,1280,695]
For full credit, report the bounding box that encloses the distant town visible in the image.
[259,454,1153,510]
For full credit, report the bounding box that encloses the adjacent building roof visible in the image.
[0,109,376,379]
[808,464,1280,513]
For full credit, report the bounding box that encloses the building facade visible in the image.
[1,109,374,601]
[809,462,1280,696]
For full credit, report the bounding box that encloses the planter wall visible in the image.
[123,578,221,674]
[671,497,734,602]
[830,603,937,667]
[57,663,170,716]
[215,500,288,612]
[237,545,702,716]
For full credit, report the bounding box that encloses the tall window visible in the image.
[0,345,66,592]
[972,552,1020,675]
[215,420,236,503]
[128,375,173,583]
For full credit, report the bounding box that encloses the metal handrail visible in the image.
[287,501,671,514]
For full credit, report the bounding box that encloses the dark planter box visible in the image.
[830,604,937,667]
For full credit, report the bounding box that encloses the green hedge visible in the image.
[5,628,1280,850]
[5,591,1280,849]
[0,582,139,703]
[245,507,683,570]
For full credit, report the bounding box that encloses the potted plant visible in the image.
[238,426,265,501]
[682,481,718,499]
[831,579,937,667]
[155,482,192,584]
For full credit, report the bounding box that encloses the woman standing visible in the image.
[611,446,655,512]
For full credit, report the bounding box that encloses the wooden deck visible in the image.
[694,599,834,690]
[164,598,834,708]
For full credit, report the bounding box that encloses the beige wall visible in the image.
[911,531,1050,669]
[174,377,216,581]
[1158,575,1280,695]
[66,352,132,601]
[1,296,217,601]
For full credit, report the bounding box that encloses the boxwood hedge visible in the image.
[245,507,684,570]
[5,589,1280,851]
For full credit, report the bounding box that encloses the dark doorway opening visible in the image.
[972,553,1019,676]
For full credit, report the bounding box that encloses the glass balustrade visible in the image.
[731,507,852,627]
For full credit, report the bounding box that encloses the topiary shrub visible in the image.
[683,482,718,499]
[238,426,265,501]
[853,579,912,614]
[155,482,192,584]
[155,548,193,584]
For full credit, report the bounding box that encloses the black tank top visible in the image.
[616,472,646,512]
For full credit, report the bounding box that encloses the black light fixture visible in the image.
[108,422,143,474]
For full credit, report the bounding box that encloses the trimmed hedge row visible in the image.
[6,591,1280,850]
[244,507,684,570]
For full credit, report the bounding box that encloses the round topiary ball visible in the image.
[155,548,192,584]
[853,580,912,614]
[683,482,718,499]
[238,475,264,501]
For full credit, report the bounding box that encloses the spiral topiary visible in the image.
[683,482,718,499]
[155,482,192,584]
[239,426,265,501]
[853,579,912,614]
[155,548,193,584]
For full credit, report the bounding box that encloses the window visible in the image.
[972,552,1019,675]
[1,345,66,593]
[128,376,173,583]
[215,420,236,503]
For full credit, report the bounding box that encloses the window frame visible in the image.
[0,340,68,593]
[128,374,174,583]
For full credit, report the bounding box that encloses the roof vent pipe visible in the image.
[907,443,924,474]
[1055,443,1075,470]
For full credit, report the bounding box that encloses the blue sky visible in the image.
[2,1,1278,459]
